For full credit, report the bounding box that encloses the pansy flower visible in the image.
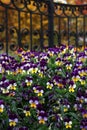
[80,118,87,130]
[23,106,31,117]
[57,81,64,88]
[33,85,44,97]
[0,100,4,113]
[25,76,33,86]
[63,53,72,60]
[68,46,75,54]
[20,62,30,74]
[9,113,18,127]
[23,63,30,70]
[40,53,48,61]
[29,97,39,108]
[64,117,72,129]
[46,81,54,89]
[61,99,70,112]
[16,67,22,74]
[29,64,38,74]
[69,81,76,92]
[37,110,48,124]
[59,45,67,54]
[21,52,30,62]
[57,80,66,89]
[0,80,10,94]
[65,62,72,70]
[39,58,47,70]
[73,101,82,111]
[38,69,44,78]
[9,80,17,90]
[81,109,87,118]
[72,71,80,82]
[55,58,63,66]
[63,105,70,112]
[80,77,86,85]
[53,76,66,88]
[75,61,83,69]
[78,68,86,77]
[76,89,84,103]
[78,52,86,62]
[47,48,55,57]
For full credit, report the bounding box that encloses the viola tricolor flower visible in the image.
[0,100,4,113]
[76,89,84,103]
[9,80,17,90]
[38,69,44,78]
[33,85,44,97]
[53,76,66,89]
[25,76,33,86]
[9,113,18,127]
[65,121,72,129]
[61,99,70,112]
[65,62,72,70]
[64,117,72,129]
[68,46,75,54]
[23,106,31,117]
[48,48,55,56]
[63,53,72,60]
[37,110,48,124]
[39,58,47,70]
[29,64,38,74]
[78,52,86,62]
[78,68,86,77]
[72,71,80,82]
[81,109,87,118]
[80,119,87,130]
[75,61,83,69]
[69,81,76,92]
[60,45,67,55]
[0,79,10,94]
[55,58,63,66]
[80,77,86,85]
[73,101,82,111]
[46,81,54,89]
[29,97,39,108]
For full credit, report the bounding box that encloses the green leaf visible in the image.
[37,125,48,130]
[69,112,80,121]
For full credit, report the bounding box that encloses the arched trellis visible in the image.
[0,0,87,54]
[0,0,51,54]
[54,3,87,48]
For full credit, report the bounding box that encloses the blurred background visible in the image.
[0,0,87,54]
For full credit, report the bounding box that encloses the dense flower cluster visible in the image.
[0,45,87,130]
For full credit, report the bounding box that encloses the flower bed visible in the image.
[0,45,87,130]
